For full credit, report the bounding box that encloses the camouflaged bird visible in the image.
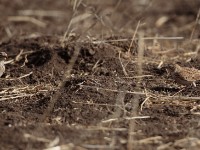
[174,64,200,87]
[0,52,7,77]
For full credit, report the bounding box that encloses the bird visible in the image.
[0,52,8,77]
[174,64,200,87]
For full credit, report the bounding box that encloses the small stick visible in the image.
[86,126,127,131]
[18,71,32,79]
[82,144,119,149]
[163,95,200,101]
[118,51,128,76]
[124,116,150,120]
[127,32,145,150]
[102,116,150,123]
[136,136,163,144]
[0,94,34,101]
[140,97,150,111]
[15,49,24,62]
[122,75,153,79]
[4,72,33,80]
[128,20,141,54]
[92,37,184,44]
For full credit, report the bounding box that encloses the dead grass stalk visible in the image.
[40,45,80,122]
[127,31,145,150]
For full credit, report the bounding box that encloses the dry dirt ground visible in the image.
[1,0,200,150]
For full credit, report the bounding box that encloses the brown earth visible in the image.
[1,0,200,150]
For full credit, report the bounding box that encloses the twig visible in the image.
[86,126,127,131]
[102,116,150,123]
[61,1,82,45]
[0,84,54,101]
[11,50,34,60]
[19,72,32,79]
[15,49,24,61]
[101,118,118,123]
[4,72,33,80]
[122,75,153,79]
[128,20,141,54]
[0,94,34,101]
[157,61,163,69]
[136,136,163,144]
[92,59,101,71]
[72,100,126,108]
[21,54,28,67]
[163,95,200,101]
[124,116,150,120]
[140,97,150,111]
[92,37,184,44]
[118,51,128,76]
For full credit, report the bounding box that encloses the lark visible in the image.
[174,64,200,87]
[0,52,7,77]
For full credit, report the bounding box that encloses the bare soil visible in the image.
[1,0,200,150]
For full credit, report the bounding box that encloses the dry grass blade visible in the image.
[118,51,128,76]
[8,16,46,27]
[92,37,184,44]
[125,116,150,120]
[18,10,66,18]
[4,72,33,80]
[86,126,127,131]
[101,116,150,123]
[136,136,163,144]
[82,144,119,149]
[71,13,92,24]
[163,95,200,101]
[43,144,79,150]
[128,20,141,54]
[127,32,145,150]
[0,84,54,101]
[61,0,82,45]
[79,85,145,95]
[190,7,200,41]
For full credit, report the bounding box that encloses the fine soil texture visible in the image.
[1,0,200,150]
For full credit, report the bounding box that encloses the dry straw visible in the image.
[40,45,80,122]
[127,31,145,150]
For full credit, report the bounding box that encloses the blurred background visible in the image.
[0,0,200,42]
